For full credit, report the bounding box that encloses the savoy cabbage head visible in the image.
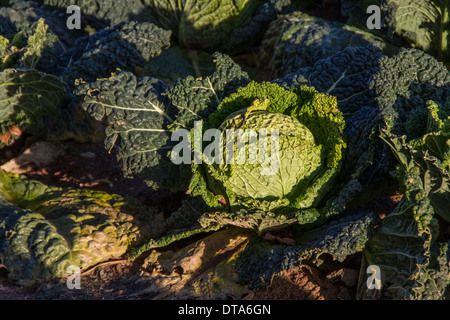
[142,0,293,52]
[341,0,449,64]
[190,81,347,218]
[0,171,163,285]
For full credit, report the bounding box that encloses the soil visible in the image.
[251,264,357,300]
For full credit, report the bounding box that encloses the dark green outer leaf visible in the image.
[274,45,383,114]
[0,171,162,285]
[356,158,441,300]
[167,52,250,131]
[382,99,450,222]
[357,196,436,299]
[76,71,188,191]
[76,53,249,191]
[60,21,171,86]
[276,47,450,188]
[261,11,397,77]
[383,0,449,63]
[236,210,379,289]
[142,0,291,52]
[40,0,152,30]
[0,68,67,145]
[373,50,450,133]
[384,133,450,222]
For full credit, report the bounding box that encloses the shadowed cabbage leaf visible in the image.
[0,171,162,285]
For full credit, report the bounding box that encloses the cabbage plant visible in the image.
[142,0,291,52]
[76,54,362,257]
[189,82,347,217]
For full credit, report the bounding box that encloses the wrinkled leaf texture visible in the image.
[383,0,449,63]
[60,21,171,86]
[0,69,67,147]
[0,171,161,285]
[260,10,397,77]
[77,53,249,191]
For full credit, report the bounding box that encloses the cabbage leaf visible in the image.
[0,171,162,285]
[383,0,449,63]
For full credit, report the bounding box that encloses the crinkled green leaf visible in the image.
[356,154,446,299]
[382,100,450,221]
[274,45,383,114]
[383,0,449,63]
[142,0,291,52]
[166,52,250,131]
[358,62,450,300]
[0,68,67,146]
[260,11,397,77]
[60,21,171,86]
[0,171,162,285]
[218,107,322,202]
[373,50,450,131]
[357,196,437,299]
[76,71,186,191]
[0,198,73,286]
[276,47,450,189]
[40,0,153,30]
[77,53,249,191]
